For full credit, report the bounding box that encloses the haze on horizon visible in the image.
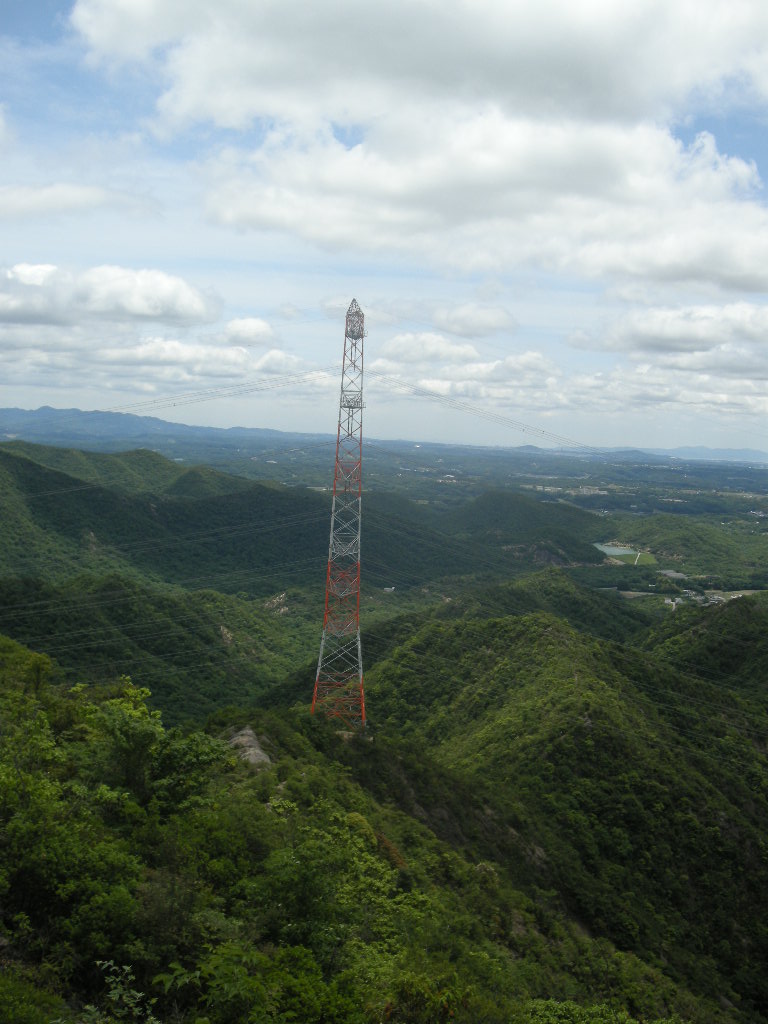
[2,1,768,452]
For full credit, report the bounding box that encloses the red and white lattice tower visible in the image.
[312,299,366,728]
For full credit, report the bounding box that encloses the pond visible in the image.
[594,543,637,556]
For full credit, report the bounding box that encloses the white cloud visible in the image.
[0,0,761,446]
[76,266,215,321]
[252,348,303,374]
[651,346,768,379]
[578,362,768,419]
[0,184,120,218]
[223,317,274,345]
[70,0,190,61]
[465,351,560,383]
[68,2,768,292]
[367,325,768,438]
[592,302,768,353]
[8,263,58,286]
[0,263,218,325]
[202,120,768,288]
[0,319,304,398]
[71,1,768,125]
[96,337,250,374]
[433,303,516,338]
[370,346,564,416]
[377,332,480,365]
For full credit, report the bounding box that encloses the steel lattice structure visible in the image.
[312,299,366,728]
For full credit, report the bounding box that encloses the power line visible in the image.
[3,477,768,692]
[367,370,609,457]
[5,535,763,734]
[105,366,339,415]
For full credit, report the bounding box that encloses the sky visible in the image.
[2,1,768,451]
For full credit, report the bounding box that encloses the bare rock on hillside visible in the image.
[229,726,272,769]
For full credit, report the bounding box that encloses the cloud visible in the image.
[76,266,216,321]
[69,0,187,61]
[72,1,768,125]
[650,346,768,379]
[251,348,303,374]
[65,1,768,298]
[377,332,480,365]
[202,119,768,288]
[370,345,563,415]
[433,303,516,338]
[573,362,768,420]
[3,0,759,445]
[418,350,768,426]
[222,317,275,345]
[0,263,218,325]
[0,184,122,218]
[367,328,768,435]
[8,263,58,286]
[591,302,768,353]
[0,318,304,398]
[68,1,768,292]
[96,336,253,377]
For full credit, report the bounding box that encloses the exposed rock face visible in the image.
[229,726,272,768]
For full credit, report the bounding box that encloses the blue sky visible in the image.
[2,1,768,451]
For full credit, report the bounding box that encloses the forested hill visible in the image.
[0,441,605,590]
[1,439,768,1023]
[3,633,767,1024]
[0,442,331,589]
[365,610,768,1007]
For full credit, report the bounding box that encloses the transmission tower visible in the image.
[312,299,366,729]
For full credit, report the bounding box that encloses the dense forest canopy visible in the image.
[1,427,767,1023]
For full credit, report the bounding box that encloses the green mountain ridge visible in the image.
[0,574,316,723]
[366,611,768,1011]
[0,635,751,1024]
[2,438,767,1023]
[0,442,612,597]
[0,441,215,495]
[436,569,657,641]
[640,596,768,691]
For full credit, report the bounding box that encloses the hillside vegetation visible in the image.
[0,636,749,1024]
[1,438,767,1023]
[365,612,768,1009]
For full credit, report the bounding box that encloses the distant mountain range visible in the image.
[645,445,768,463]
[0,405,297,443]
[1,405,767,463]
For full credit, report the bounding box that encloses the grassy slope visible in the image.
[1,441,195,494]
[0,445,503,594]
[0,444,331,591]
[0,444,614,589]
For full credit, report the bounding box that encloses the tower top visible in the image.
[345,298,364,340]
